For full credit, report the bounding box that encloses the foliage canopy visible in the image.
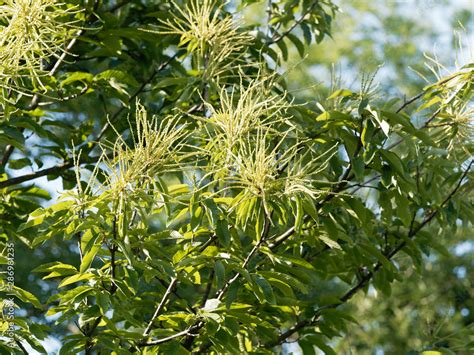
[0,0,472,353]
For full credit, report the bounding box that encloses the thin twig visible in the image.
[395,73,462,114]
[217,217,271,301]
[84,316,103,355]
[267,1,318,44]
[138,326,199,347]
[395,92,424,113]
[142,277,178,338]
[135,233,217,348]
[109,215,118,294]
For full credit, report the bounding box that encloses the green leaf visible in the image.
[359,243,396,274]
[368,107,389,136]
[215,260,225,289]
[259,271,308,294]
[33,262,78,279]
[287,33,305,57]
[303,334,336,355]
[95,69,140,87]
[203,299,221,313]
[301,195,319,221]
[80,243,101,273]
[379,150,405,176]
[352,156,365,180]
[216,219,231,248]
[417,96,442,111]
[18,214,45,231]
[13,286,42,309]
[0,126,25,150]
[328,89,354,100]
[59,273,94,288]
[276,39,289,60]
[154,77,189,89]
[294,195,303,233]
[252,274,276,304]
[8,158,31,170]
[273,254,315,270]
[318,235,341,250]
[60,72,93,88]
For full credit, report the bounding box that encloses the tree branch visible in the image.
[267,1,318,45]
[0,151,108,189]
[395,92,424,113]
[264,160,472,348]
[395,73,462,114]
[84,316,103,355]
[142,277,178,339]
[108,215,118,294]
[138,325,200,347]
[131,233,217,351]
[181,216,272,350]
[0,160,74,189]
[216,218,271,302]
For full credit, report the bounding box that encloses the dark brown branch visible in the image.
[370,72,463,153]
[345,174,381,192]
[0,151,108,189]
[0,160,74,189]
[76,209,86,262]
[395,92,424,113]
[395,73,462,114]
[41,85,90,106]
[109,215,118,294]
[130,233,217,351]
[84,199,121,354]
[83,316,103,355]
[217,217,271,302]
[424,107,442,126]
[385,106,442,151]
